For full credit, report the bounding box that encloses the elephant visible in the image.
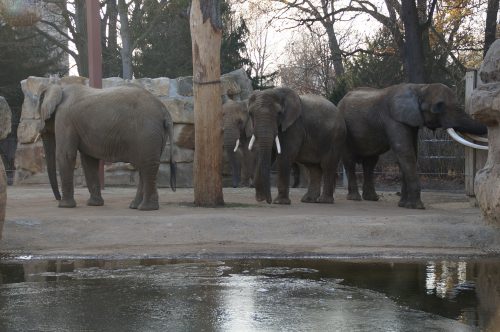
[223,98,302,188]
[338,83,487,209]
[248,87,346,204]
[222,99,256,188]
[37,82,177,210]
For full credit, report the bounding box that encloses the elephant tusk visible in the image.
[463,132,489,143]
[233,138,240,152]
[275,136,281,154]
[248,134,255,151]
[34,133,41,143]
[446,128,488,150]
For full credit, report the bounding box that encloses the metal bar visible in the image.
[86,0,104,189]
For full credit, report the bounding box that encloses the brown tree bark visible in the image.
[190,0,224,207]
[401,0,426,83]
[484,0,500,57]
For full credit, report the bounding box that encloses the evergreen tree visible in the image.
[0,23,65,124]
[133,0,250,78]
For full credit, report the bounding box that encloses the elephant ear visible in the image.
[419,84,447,114]
[389,87,424,127]
[277,88,302,131]
[39,84,63,126]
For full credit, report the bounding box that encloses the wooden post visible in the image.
[464,70,488,197]
[86,0,105,189]
[190,0,224,206]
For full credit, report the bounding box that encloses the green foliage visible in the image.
[249,70,278,90]
[133,0,251,78]
[0,23,65,124]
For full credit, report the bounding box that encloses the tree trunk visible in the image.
[118,0,133,79]
[190,0,224,207]
[484,0,500,57]
[401,0,426,83]
[0,158,5,240]
[75,0,89,77]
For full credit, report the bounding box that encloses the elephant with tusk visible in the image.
[247,87,346,204]
[338,83,488,209]
[222,99,256,188]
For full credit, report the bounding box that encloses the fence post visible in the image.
[464,70,488,198]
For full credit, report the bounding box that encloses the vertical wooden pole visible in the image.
[190,0,224,206]
[86,0,105,188]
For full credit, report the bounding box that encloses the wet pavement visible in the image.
[1,185,500,331]
[1,258,499,331]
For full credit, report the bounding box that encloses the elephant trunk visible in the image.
[223,128,242,188]
[443,114,488,135]
[254,135,274,204]
[41,132,61,200]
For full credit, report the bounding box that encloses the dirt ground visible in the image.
[1,185,499,260]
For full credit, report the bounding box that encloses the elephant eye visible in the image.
[432,102,445,114]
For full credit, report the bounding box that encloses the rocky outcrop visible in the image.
[0,96,11,240]
[15,68,253,188]
[469,39,500,226]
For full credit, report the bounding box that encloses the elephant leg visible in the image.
[317,152,341,204]
[137,164,160,211]
[129,171,144,209]
[361,155,379,201]
[56,143,77,208]
[392,132,424,209]
[301,165,322,203]
[344,154,361,201]
[81,153,104,206]
[273,156,291,205]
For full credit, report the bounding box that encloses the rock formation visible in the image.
[469,39,500,225]
[15,68,253,188]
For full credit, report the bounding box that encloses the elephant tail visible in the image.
[164,117,177,192]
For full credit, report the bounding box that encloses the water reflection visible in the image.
[0,258,498,331]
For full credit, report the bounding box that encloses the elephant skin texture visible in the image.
[38,83,176,211]
[248,87,346,204]
[222,99,256,188]
[338,83,487,209]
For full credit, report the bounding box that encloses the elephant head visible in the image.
[391,83,487,143]
[222,99,252,188]
[248,88,302,203]
[36,83,63,201]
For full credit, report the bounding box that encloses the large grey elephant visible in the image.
[338,83,487,209]
[248,87,346,204]
[222,99,256,188]
[38,83,176,210]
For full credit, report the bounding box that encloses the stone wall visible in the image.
[468,40,500,226]
[15,68,253,188]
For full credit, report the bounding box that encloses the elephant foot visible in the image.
[301,193,319,203]
[59,198,76,208]
[129,199,141,209]
[273,196,291,205]
[256,193,272,204]
[362,191,379,201]
[138,200,159,211]
[87,196,104,206]
[316,195,334,204]
[346,192,362,201]
[398,199,425,209]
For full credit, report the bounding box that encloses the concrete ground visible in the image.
[1,185,500,260]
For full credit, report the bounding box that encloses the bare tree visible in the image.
[483,0,499,57]
[280,29,334,94]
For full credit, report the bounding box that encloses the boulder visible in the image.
[0,97,12,140]
[479,39,500,84]
[469,42,500,226]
